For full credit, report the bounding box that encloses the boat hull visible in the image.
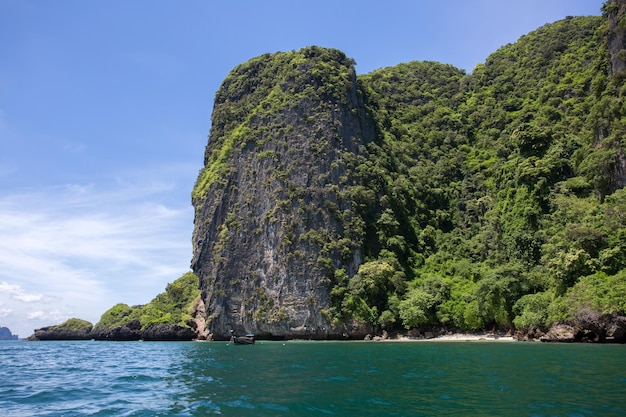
[231,334,255,344]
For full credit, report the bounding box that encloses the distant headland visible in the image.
[0,327,18,340]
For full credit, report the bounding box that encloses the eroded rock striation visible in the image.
[191,47,377,340]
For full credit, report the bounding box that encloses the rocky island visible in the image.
[27,273,205,341]
[0,326,18,340]
[29,0,626,343]
[190,3,626,342]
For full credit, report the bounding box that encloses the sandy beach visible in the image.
[376,332,517,342]
[416,333,515,342]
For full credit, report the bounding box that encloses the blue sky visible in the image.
[0,0,604,337]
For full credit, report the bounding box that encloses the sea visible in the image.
[0,340,624,417]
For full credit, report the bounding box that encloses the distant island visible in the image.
[26,272,204,342]
[0,327,18,340]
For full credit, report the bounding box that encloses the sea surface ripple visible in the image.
[0,340,624,416]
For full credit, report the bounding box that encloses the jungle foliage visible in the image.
[324,13,626,332]
[94,272,201,332]
[53,318,93,332]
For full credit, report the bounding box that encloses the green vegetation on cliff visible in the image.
[192,47,357,202]
[54,318,93,332]
[191,45,377,338]
[328,12,626,332]
[94,272,200,332]
[192,3,626,338]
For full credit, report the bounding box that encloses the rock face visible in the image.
[604,0,626,194]
[189,297,210,340]
[515,311,626,343]
[90,319,142,341]
[607,0,626,77]
[26,319,93,341]
[191,47,377,340]
[28,320,199,341]
[138,324,197,341]
[90,320,200,341]
[28,318,200,342]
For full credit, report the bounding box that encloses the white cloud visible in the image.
[0,171,195,338]
[15,293,44,303]
[0,308,13,317]
[27,310,68,322]
[0,282,43,303]
[26,311,45,320]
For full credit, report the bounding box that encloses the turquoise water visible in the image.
[0,340,624,416]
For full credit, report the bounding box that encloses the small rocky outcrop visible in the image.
[90,319,142,341]
[26,273,204,341]
[515,311,626,343]
[26,318,93,341]
[539,323,578,343]
[141,324,197,341]
[29,319,200,342]
[513,327,546,342]
[90,321,198,341]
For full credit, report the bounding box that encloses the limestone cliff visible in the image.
[191,47,377,340]
[606,0,626,77]
[192,13,626,342]
[605,0,626,192]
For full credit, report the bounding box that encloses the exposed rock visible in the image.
[28,294,204,342]
[516,312,626,343]
[540,323,577,343]
[190,296,210,340]
[141,324,196,341]
[191,47,377,340]
[607,0,626,77]
[574,311,626,343]
[513,327,545,342]
[26,319,93,341]
[91,319,142,341]
[605,315,626,341]
[598,0,626,195]
[29,318,202,342]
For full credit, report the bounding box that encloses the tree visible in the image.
[398,288,435,329]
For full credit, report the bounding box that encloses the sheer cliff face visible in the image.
[607,0,626,77]
[607,0,626,191]
[191,47,377,340]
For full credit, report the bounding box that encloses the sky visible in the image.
[0,0,604,338]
